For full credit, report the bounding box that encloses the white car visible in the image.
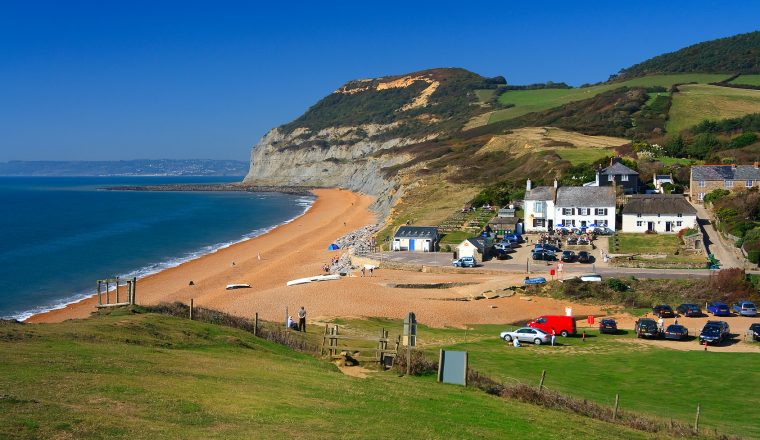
[579,273,602,282]
[499,327,551,345]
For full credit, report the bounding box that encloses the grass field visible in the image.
[667,84,760,133]
[656,156,700,166]
[556,147,614,165]
[475,89,496,102]
[729,74,760,86]
[336,318,760,438]
[488,74,731,124]
[0,312,667,440]
[613,233,681,254]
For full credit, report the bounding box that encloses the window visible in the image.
[595,208,608,216]
[607,175,614,182]
[637,213,642,218]
[636,221,643,227]
[698,192,705,201]
[677,213,682,218]
[621,174,629,182]
[595,219,606,226]
[562,208,574,215]
[578,208,589,216]
[725,180,734,188]
[699,180,706,188]
[676,221,682,227]
[747,180,753,187]
[533,219,546,228]
[533,201,543,214]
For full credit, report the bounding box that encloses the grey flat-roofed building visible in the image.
[392,226,439,252]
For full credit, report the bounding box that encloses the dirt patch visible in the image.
[476,127,628,157]
[618,336,760,353]
[336,365,373,378]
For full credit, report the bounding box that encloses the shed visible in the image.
[392,226,439,252]
[455,237,493,261]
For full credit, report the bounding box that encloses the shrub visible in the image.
[703,188,730,204]
[606,278,629,292]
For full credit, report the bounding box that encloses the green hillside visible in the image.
[0,312,666,440]
[667,84,760,133]
[488,74,729,124]
[616,30,760,78]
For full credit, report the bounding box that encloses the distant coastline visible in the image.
[103,182,315,195]
[0,159,249,176]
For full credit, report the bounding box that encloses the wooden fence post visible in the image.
[254,312,259,337]
[613,393,619,421]
[539,370,546,391]
[189,298,193,320]
[694,403,700,433]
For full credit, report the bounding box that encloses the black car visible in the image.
[494,248,512,260]
[652,305,675,318]
[561,250,576,263]
[664,324,689,340]
[749,323,760,342]
[577,251,592,263]
[599,318,617,334]
[699,321,730,345]
[676,303,702,317]
[532,250,557,261]
[635,318,660,339]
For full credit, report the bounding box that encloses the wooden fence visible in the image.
[320,324,400,364]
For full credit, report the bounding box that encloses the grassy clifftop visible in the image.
[1,310,662,439]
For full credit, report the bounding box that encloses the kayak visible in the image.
[286,274,341,286]
[524,277,547,285]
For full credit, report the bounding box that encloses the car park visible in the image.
[732,301,757,317]
[676,303,702,317]
[707,302,731,317]
[578,273,602,282]
[699,321,730,345]
[528,315,576,337]
[599,318,617,334]
[452,256,476,267]
[499,327,552,345]
[635,318,660,339]
[652,305,675,318]
[532,249,557,261]
[577,251,592,263]
[560,250,576,262]
[750,323,760,342]
[664,324,689,341]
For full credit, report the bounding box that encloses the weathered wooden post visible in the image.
[613,393,620,421]
[106,280,110,305]
[539,370,546,391]
[403,312,417,376]
[694,403,700,433]
[97,281,102,306]
[254,313,259,337]
[189,298,194,320]
[115,277,120,304]
[130,277,137,305]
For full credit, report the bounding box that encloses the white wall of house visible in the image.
[524,199,555,232]
[455,240,479,259]
[621,214,696,233]
[392,238,434,252]
[553,206,616,230]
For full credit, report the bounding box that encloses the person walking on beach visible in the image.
[369,266,374,277]
[361,267,366,277]
[298,306,306,332]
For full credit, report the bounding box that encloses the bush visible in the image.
[703,188,730,204]
[606,278,629,292]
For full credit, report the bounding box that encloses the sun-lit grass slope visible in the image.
[667,84,760,133]
[0,313,667,440]
[488,74,731,124]
[729,74,760,86]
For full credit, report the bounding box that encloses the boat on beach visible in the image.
[286,274,341,286]
[225,283,251,290]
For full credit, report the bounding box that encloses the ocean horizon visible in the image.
[0,176,313,321]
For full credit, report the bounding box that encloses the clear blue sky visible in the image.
[1,0,758,161]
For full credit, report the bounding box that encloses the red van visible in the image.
[528,315,576,337]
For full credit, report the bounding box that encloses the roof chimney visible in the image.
[553,179,558,189]
[526,179,532,191]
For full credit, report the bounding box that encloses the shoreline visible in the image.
[28,188,371,323]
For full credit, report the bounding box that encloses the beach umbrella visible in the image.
[328,243,340,250]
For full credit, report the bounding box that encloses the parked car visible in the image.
[577,251,592,263]
[578,273,602,282]
[699,321,730,345]
[664,324,689,341]
[560,250,576,262]
[652,304,675,318]
[635,318,660,339]
[494,248,512,260]
[532,249,557,261]
[750,323,760,342]
[452,256,476,268]
[503,233,522,243]
[499,327,552,345]
[676,303,702,317]
[494,242,515,252]
[707,302,731,316]
[732,301,757,317]
[535,243,561,253]
[599,318,617,334]
[591,226,614,235]
[528,315,576,337]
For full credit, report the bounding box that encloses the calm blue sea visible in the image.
[0,177,313,320]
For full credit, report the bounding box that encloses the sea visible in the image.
[0,176,314,320]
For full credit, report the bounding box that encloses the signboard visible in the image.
[565,307,573,317]
[437,350,468,386]
[557,262,564,272]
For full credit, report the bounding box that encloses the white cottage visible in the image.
[523,179,556,232]
[621,194,697,233]
[392,226,438,252]
[554,186,616,231]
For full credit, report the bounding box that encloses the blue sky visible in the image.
[1,1,758,161]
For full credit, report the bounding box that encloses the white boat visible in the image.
[286,274,341,286]
[225,283,251,290]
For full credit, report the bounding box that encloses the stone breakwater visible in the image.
[329,224,381,274]
[102,183,314,195]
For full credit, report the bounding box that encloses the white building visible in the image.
[524,179,556,232]
[392,226,438,252]
[523,180,616,232]
[653,174,674,193]
[621,194,697,233]
[554,186,616,230]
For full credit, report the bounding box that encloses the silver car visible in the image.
[499,327,551,345]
